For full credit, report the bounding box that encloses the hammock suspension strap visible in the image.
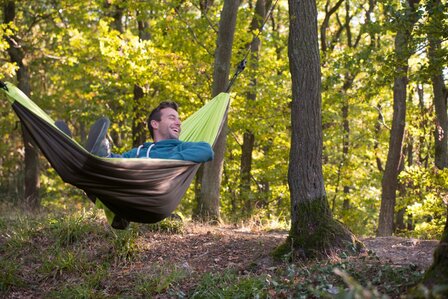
[224,0,280,92]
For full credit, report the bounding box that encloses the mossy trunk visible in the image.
[280,197,362,259]
[422,210,448,294]
[285,0,362,260]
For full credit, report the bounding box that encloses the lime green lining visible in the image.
[180,92,229,145]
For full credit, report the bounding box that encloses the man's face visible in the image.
[152,107,181,141]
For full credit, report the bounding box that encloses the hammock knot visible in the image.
[236,58,247,74]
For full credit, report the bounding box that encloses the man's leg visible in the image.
[86,116,111,157]
[55,120,72,137]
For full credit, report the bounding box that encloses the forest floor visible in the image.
[361,236,438,270]
[122,224,439,281]
[0,204,442,298]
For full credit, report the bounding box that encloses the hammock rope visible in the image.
[225,0,280,92]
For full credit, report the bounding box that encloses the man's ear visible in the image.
[150,120,159,130]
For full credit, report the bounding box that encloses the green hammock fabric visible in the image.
[1,82,230,224]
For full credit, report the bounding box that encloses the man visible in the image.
[106,101,214,228]
[109,101,213,162]
[56,101,213,229]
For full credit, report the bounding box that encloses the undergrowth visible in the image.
[0,201,444,298]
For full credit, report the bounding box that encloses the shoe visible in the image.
[55,120,72,138]
[111,215,130,230]
[86,117,111,157]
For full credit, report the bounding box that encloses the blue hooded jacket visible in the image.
[112,139,213,163]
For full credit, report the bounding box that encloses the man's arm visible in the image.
[172,142,214,163]
[108,148,137,158]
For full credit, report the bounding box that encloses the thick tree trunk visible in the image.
[422,213,448,292]
[194,0,240,223]
[377,0,419,237]
[4,0,40,209]
[423,0,448,290]
[429,5,448,170]
[284,0,360,258]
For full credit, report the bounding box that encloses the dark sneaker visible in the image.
[86,117,111,157]
[111,215,130,230]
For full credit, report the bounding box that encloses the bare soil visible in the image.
[134,225,439,274]
[361,236,439,269]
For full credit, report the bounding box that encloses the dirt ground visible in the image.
[135,225,440,274]
[361,236,439,269]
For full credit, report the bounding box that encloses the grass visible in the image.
[0,201,443,298]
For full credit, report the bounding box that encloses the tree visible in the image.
[3,0,40,209]
[240,0,269,217]
[194,0,240,223]
[132,13,151,147]
[284,0,360,257]
[422,0,448,290]
[377,0,420,236]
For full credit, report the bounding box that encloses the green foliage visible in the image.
[134,264,188,296]
[0,0,447,239]
[0,259,25,292]
[399,166,447,239]
[146,216,185,234]
[48,212,99,246]
[190,270,267,298]
[46,265,109,298]
[111,227,141,263]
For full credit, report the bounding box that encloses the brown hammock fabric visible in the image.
[2,82,229,224]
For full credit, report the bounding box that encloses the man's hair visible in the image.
[147,101,179,139]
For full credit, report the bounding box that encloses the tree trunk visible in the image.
[105,1,125,148]
[241,131,255,216]
[132,84,147,147]
[4,0,40,209]
[240,0,267,218]
[423,0,448,290]
[341,93,350,211]
[132,18,151,147]
[194,0,240,223]
[283,0,361,258]
[374,104,384,172]
[423,213,448,292]
[429,3,448,170]
[377,0,420,237]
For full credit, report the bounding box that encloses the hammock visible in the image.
[1,82,230,225]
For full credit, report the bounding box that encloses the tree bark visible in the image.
[132,17,150,147]
[194,0,240,223]
[429,3,448,170]
[105,1,125,148]
[4,0,40,209]
[240,0,267,217]
[132,84,147,147]
[423,0,448,291]
[423,214,448,292]
[377,0,420,237]
[284,0,361,258]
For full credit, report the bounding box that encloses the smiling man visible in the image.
[113,101,214,163]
